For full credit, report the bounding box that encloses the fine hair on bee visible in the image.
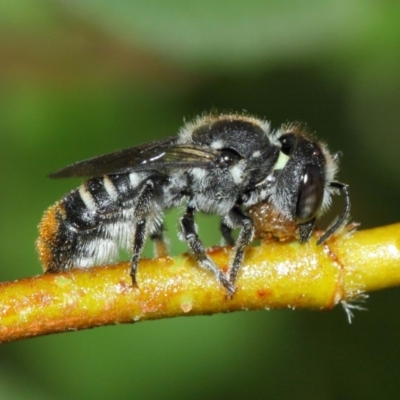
[37,112,350,296]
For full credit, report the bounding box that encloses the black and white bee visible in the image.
[37,113,350,295]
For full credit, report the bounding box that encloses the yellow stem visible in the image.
[1,223,400,343]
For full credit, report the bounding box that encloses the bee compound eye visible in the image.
[219,148,241,166]
[295,165,324,223]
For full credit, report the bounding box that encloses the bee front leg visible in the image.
[225,206,254,285]
[180,202,235,296]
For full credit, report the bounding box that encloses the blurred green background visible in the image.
[1,1,400,399]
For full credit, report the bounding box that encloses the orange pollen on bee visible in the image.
[36,202,64,271]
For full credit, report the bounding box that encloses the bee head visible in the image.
[271,125,339,239]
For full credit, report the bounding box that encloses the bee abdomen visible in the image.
[37,174,143,272]
[62,175,133,229]
[36,201,77,272]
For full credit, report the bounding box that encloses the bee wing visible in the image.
[49,137,221,178]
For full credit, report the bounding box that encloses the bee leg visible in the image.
[317,182,351,244]
[298,219,316,243]
[130,218,149,286]
[180,202,235,296]
[130,180,156,286]
[226,206,254,285]
[220,220,235,246]
[150,224,169,258]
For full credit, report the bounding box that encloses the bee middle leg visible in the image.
[180,202,235,295]
[225,206,254,285]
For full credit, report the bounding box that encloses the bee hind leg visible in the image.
[129,180,160,287]
[130,218,149,286]
[149,224,169,258]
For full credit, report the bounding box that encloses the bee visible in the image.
[37,113,350,295]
